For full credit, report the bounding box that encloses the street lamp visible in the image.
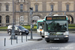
[10,0,17,39]
[30,7,33,39]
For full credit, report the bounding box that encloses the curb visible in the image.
[28,38,43,41]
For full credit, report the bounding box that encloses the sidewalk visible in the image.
[0,35,42,50]
[70,31,75,33]
[0,31,7,33]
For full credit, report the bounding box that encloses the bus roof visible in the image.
[44,15,68,21]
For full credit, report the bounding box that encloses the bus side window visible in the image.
[39,24,43,29]
[39,26,42,29]
[42,23,44,29]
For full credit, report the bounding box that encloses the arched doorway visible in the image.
[67,15,73,24]
[32,16,40,25]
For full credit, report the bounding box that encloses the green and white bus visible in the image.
[37,19,44,38]
[44,15,69,43]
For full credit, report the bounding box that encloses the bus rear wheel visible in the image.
[40,32,44,38]
[46,40,50,43]
[42,36,44,38]
[65,40,68,42]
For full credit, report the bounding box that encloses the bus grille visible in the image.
[50,32,63,35]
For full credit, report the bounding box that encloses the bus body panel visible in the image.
[37,19,44,37]
[45,35,69,41]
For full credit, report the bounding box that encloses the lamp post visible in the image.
[10,0,17,39]
[30,7,33,39]
[49,8,53,15]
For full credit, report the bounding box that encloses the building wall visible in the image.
[0,0,75,26]
[0,0,13,26]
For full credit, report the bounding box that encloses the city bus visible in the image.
[37,19,44,38]
[44,15,69,43]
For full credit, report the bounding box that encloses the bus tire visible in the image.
[42,36,44,38]
[65,40,68,42]
[40,32,42,37]
[40,32,44,38]
[46,40,50,43]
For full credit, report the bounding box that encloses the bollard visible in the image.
[21,35,23,42]
[4,38,6,46]
[26,35,27,42]
[16,37,18,44]
[11,38,12,45]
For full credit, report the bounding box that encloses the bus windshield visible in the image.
[37,22,44,29]
[46,21,68,32]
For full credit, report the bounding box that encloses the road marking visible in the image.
[59,43,74,50]
[5,41,42,50]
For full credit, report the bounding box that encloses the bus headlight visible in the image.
[45,32,49,35]
[63,31,69,35]
[45,35,49,38]
[65,35,69,37]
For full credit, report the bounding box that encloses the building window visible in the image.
[20,4,23,12]
[6,5,9,11]
[66,4,69,11]
[21,0,25,2]
[20,16,24,21]
[0,3,1,11]
[51,5,54,11]
[19,0,25,2]
[0,16,2,23]
[20,16,24,25]
[19,0,21,2]
[35,5,38,12]
[24,0,25,2]
[36,0,38,1]
[0,5,1,11]
[6,15,9,23]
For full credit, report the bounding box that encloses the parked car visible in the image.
[7,25,29,35]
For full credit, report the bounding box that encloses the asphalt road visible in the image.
[0,31,75,50]
[0,31,38,36]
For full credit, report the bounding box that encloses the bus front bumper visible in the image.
[45,35,69,41]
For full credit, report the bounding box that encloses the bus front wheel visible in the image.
[65,40,68,42]
[42,36,44,38]
[46,40,50,43]
[45,40,50,43]
[40,32,44,38]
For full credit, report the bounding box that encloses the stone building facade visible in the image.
[0,0,75,26]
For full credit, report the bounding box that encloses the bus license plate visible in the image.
[54,38,59,40]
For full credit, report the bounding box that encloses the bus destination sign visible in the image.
[46,17,52,20]
[46,16,66,20]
